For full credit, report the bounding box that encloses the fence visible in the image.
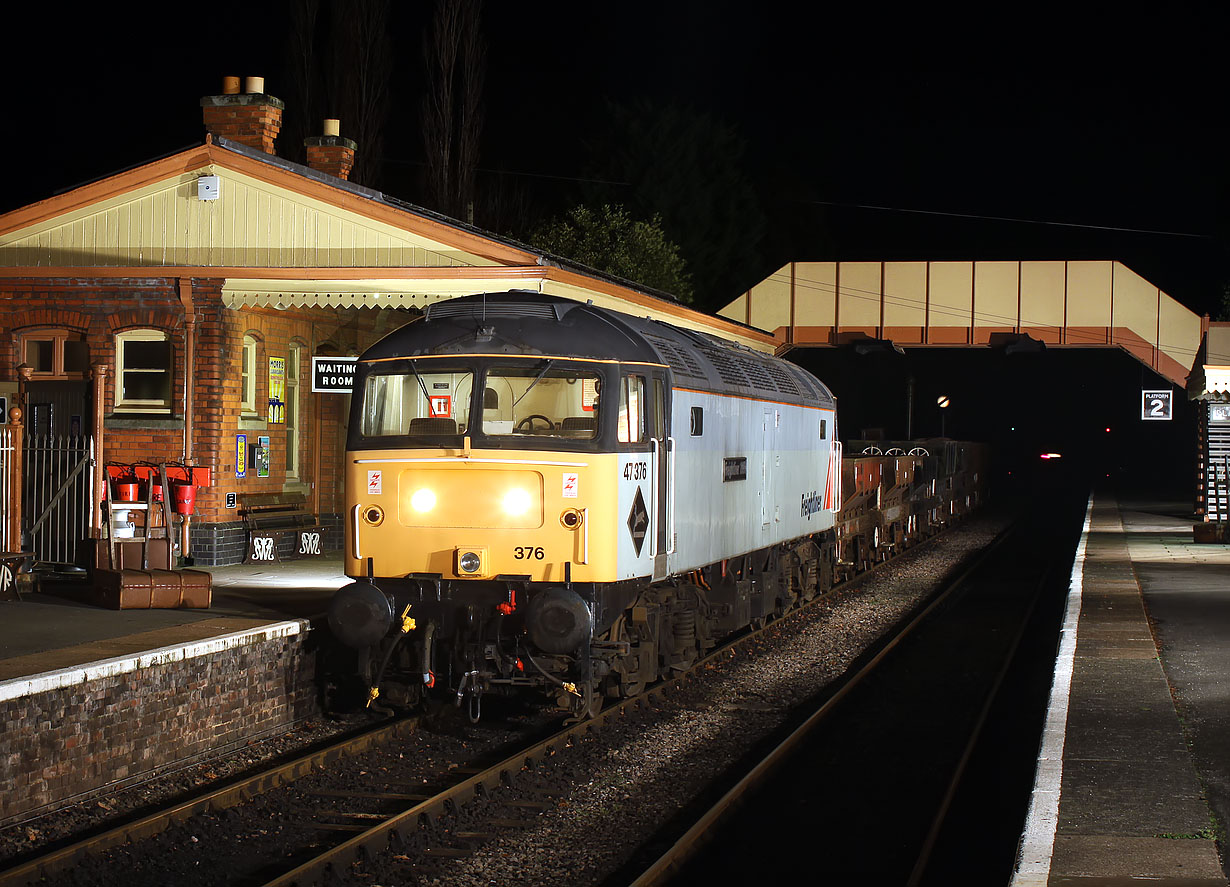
[23,434,94,565]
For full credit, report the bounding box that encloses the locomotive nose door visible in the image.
[649,372,672,581]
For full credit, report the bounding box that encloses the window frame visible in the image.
[240,335,259,416]
[19,329,89,380]
[114,328,173,415]
[286,342,302,478]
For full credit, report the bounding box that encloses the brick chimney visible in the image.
[201,76,284,155]
[304,119,357,181]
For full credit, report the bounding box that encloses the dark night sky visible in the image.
[5,2,1225,312]
[4,2,1225,490]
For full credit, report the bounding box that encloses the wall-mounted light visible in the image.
[197,175,221,201]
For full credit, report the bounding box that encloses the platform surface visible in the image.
[1014,494,1230,886]
[0,556,349,684]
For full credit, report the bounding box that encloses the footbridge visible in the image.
[718,260,1204,387]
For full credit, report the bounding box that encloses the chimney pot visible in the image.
[222,76,241,95]
[323,118,340,137]
[202,80,285,155]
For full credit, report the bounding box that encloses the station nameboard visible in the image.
[1142,389,1173,421]
[312,357,358,393]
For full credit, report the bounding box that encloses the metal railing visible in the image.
[0,424,19,551]
[23,434,94,565]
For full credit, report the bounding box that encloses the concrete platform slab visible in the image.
[1013,494,1228,887]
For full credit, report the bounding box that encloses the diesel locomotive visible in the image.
[326,292,982,719]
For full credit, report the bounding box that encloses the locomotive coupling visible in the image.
[398,604,416,634]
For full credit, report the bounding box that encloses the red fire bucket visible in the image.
[114,482,139,503]
[171,484,197,515]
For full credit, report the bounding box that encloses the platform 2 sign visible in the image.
[1142,389,1173,421]
[312,357,358,393]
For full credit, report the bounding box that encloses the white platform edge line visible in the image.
[1010,493,1094,887]
[0,619,310,704]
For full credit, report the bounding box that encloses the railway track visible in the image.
[628,492,1085,885]
[1,514,1005,887]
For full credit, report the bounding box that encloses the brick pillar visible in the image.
[304,120,357,180]
[200,76,284,155]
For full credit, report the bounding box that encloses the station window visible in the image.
[20,330,89,379]
[114,329,172,414]
[286,343,301,478]
[240,335,259,416]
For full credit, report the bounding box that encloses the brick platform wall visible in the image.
[0,622,319,825]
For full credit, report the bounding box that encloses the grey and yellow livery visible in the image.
[328,292,847,718]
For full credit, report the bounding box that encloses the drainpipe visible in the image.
[178,278,196,561]
[90,363,108,538]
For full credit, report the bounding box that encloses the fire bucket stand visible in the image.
[104,463,176,571]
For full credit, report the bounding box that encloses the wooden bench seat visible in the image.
[238,492,324,562]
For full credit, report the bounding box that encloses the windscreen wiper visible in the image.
[513,359,554,408]
[409,359,433,404]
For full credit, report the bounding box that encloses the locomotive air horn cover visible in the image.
[525,587,592,654]
[328,581,395,648]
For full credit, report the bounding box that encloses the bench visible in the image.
[238,492,324,563]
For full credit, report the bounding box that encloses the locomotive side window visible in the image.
[819,418,827,439]
[618,375,646,443]
[361,369,473,436]
[483,365,600,439]
[690,406,703,436]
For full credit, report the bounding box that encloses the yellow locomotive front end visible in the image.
[347,446,619,583]
[329,346,654,717]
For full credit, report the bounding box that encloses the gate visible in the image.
[0,424,19,551]
[23,434,94,565]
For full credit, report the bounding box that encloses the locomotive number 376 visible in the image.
[623,461,648,481]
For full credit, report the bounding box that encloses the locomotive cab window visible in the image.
[361,368,474,437]
[617,375,646,444]
[482,364,600,439]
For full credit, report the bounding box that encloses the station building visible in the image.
[0,78,771,568]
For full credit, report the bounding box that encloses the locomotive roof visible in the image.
[362,292,836,408]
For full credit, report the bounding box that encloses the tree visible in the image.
[531,204,694,302]
[280,0,391,187]
[579,102,765,308]
[421,0,485,219]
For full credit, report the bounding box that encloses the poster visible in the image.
[268,357,286,423]
[236,433,247,477]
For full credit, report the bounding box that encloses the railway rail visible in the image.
[0,510,1005,887]
[631,492,1085,885]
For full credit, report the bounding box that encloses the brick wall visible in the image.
[0,622,318,825]
[1,276,402,566]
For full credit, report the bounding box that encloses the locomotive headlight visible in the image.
[410,488,437,513]
[459,550,482,573]
[502,487,532,517]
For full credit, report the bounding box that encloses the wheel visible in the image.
[515,414,553,432]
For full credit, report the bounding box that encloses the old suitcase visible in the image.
[87,538,173,571]
[94,568,212,610]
